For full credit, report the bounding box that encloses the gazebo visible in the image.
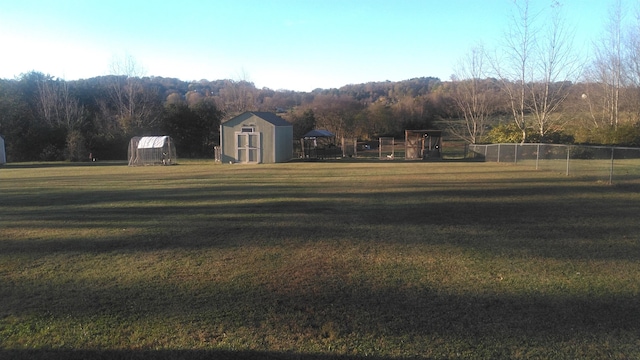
[300,130,340,159]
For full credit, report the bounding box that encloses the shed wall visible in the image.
[259,118,276,164]
[274,126,293,162]
[0,136,5,164]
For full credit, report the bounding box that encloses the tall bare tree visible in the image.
[528,1,581,138]
[37,78,86,130]
[58,80,86,130]
[35,77,88,160]
[217,79,257,118]
[587,0,625,128]
[450,45,492,143]
[215,70,259,120]
[625,3,640,121]
[108,54,161,133]
[492,0,579,141]
[491,0,538,143]
[36,75,58,127]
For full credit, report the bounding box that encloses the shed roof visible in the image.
[405,130,443,137]
[303,129,334,138]
[225,111,291,127]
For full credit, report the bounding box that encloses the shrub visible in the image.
[611,123,640,146]
[486,122,523,143]
[577,123,640,146]
[570,147,595,159]
[39,144,64,161]
[528,130,575,144]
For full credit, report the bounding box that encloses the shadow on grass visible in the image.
[0,349,417,360]
[2,178,639,261]
[2,161,128,169]
[1,273,639,357]
[2,166,640,357]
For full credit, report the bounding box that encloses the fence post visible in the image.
[566,146,570,176]
[609,147,614,185]
[536,143,540,170]
[497,144,501,163]
[514,144,518,163]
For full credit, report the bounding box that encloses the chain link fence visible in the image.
[468,143,640,185]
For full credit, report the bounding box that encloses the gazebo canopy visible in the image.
[302,129,334,139]
[300,130,339,160]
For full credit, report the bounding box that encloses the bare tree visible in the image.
[108,54,161,133]
[528,1,581,138]
[36,78,85,130]
[587,0,625,129]
[491,0,579,141]
[35,77,88,161]
[216,70,259,119]
[450,45,492,143]
[491,0,538,143]
[624,3,640,121]
[217,79,257,118]
[36,74,60,127]
[59,80,86,130]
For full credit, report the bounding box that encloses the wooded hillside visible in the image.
[3,1,640,162]
[1,72,639,162]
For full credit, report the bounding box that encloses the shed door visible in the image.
[235,132,261,163]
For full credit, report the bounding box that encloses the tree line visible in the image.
[1,0,640,162]
[449,0,640,146]
[0,72,447,161]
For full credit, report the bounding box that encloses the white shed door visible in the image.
[235,132,261,163]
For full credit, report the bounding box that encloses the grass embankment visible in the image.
[1,160,639,359]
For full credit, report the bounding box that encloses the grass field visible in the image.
[1,160,639,359]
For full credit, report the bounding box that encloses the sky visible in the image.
[0,0,619,92]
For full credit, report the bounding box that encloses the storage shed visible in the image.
[220,112,293,164]
[128,136,177,166]
[0,135,5,165]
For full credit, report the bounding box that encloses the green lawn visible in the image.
[1,160,639,359]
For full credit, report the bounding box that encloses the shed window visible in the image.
[241,127,254,133]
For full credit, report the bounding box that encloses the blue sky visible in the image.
[0,0,617,91]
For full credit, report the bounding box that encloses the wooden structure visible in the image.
[220,112,293,164]
[405,130,442,160]
[300,129,340,160]
[128,136,177,166]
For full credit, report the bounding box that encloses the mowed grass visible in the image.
[1,160,639,359]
